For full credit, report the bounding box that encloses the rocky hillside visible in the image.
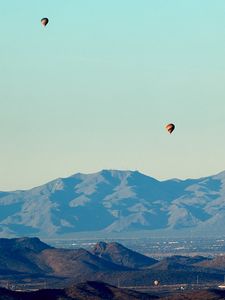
[0,237,224,288]
[0,281,158,300]
[92,241,157,268]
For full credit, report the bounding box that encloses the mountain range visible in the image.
[0,237,224,289]
[0,169,225,237]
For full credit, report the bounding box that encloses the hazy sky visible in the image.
[1,0,225,190]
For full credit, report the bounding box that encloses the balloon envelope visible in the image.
[41,18,49,27]
[165,123,175,134]
[153,280,160,286]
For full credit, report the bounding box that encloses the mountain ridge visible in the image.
[0,169,225,237]
[0,237,224,288]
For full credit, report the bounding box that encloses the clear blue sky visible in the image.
[1,0,225,190]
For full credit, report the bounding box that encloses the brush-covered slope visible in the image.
[0,238,224,288]
[0,281,158,300]
[92,241,157,268]
[0,237,128,278]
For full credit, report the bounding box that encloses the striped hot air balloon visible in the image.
[165,123,175,134]
[41,18,49,27]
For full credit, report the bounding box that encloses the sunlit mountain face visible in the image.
[0,169,225,237]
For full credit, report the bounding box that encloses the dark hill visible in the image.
[149,255,210,271]
[0,238,128,280]
[163,289,225,300]
[0,282,158,300]
[159,255,210,266]
[0,237,52,253]
[148,256,220,277]
[0,237,52,274]
[40,247,128,277]
[66,281,158,299]
[92,241,157,269]
[197,255,225,270]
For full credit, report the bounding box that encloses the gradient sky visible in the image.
[1,0,225,190]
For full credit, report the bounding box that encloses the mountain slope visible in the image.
[0,281,158,300]
[92,241,157,268]
[0,169,225,236]
[0,238,224,288]
[0,237,130,279]
[0,237,52,274]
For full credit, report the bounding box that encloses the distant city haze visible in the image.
[1,0,225,190]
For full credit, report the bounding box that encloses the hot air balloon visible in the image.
[41,18,49,27]
[153,280,160,286]
[165,123,175,134]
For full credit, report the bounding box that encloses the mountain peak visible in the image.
[92,241,157,268]
[0,237,52,253]
[0,169,225,237]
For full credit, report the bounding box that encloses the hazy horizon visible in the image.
[1,167,225,192]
